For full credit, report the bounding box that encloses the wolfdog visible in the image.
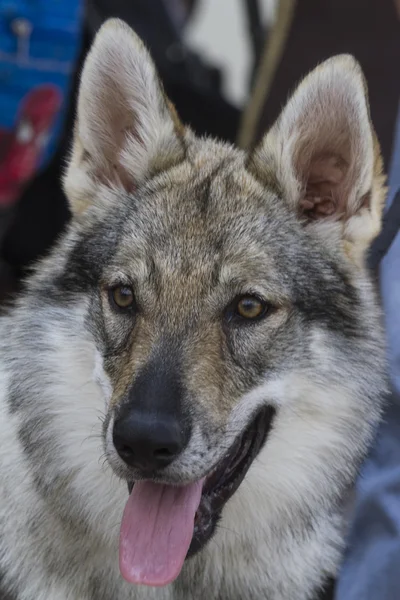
[0,18,387,600]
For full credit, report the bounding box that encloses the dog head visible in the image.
[59,19,386,585]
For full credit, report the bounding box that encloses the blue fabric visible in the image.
[335,106,400,599]
[0,0,83,168]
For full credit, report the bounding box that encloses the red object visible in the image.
[0,85,62,208]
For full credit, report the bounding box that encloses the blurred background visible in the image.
[0,2,399,600]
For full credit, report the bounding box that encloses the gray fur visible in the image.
[0,19,388,600]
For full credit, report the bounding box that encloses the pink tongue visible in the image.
[119,479,204,587]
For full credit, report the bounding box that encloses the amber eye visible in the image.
[109,285,135,310]
[236,296,267,320]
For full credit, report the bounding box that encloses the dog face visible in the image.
[58,19,386,572]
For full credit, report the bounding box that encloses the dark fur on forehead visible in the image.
[34,145,363,346]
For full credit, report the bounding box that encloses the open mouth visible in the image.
[189,405,276,557]
[119,406,275,587]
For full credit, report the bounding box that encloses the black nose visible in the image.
[113,351,190,472]
[113,412,186,471]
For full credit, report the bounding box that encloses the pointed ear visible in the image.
[63,19,185,216]
[248,55,386,261]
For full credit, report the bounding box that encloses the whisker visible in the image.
[217,524,241,539]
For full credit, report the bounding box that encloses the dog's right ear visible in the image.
[63,19,185,217]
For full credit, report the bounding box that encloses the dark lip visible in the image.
[187,405,276,557]
[127,406,276,556]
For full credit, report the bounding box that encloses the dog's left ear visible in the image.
[248,55,386,262]
[64,19,185,216]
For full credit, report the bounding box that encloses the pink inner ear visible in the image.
[299,153,349,220]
